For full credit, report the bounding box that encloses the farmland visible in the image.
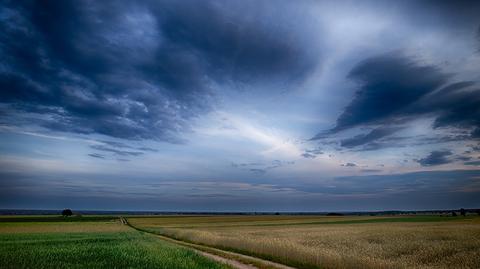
[1,214,479,269]
[0,216,231,269]
[128,215,480,269]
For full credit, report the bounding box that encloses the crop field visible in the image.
[2,215,479,269]
[0,216,230,269]
[128,215,480,269]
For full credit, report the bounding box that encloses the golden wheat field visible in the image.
[128,215,480,269]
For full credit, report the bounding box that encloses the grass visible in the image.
[0,215,116,222]
[126,220,283,269]
[128,215,480,269]
[0,220,128,234]
[0,217,231,269]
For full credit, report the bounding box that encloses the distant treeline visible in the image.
[1,209,479,216]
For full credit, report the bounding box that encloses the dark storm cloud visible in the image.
[414,133,472,144]
[231,162,263,168]
[477,25,480,52]
[232,160,294,175]
[414,1,480,27]
[416,150,453,167]
[421,82,480,133]
[0,0,320,142]
[151,1,319,85]
[90,145,143,157]
[267,160,295,170]
[88,153,105,159]
[307,148,324,155]
[314,53,480,149]
[249,168,266,175]
[334,54,448,131]
[340,127,402,148]
[89,140,159,159]
[456,156,472,162]
[99,141,132,149]
[360,169,382,173]
[137,147,158,153]
[471,144,480,152]
[334,133,470,152]
[301,153,316,159]
[315,169,480,200]
[301,147,323,159]
[472,128,480,138]
[100,140,158,152]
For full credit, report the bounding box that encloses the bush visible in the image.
[327,212,344,216]
[61,209,73,217]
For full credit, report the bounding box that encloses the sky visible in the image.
[1,0,480,211]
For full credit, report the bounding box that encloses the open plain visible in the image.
[0,216,231,269]
[1,214,479,269]
[128,215,480,269]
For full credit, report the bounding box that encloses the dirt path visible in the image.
[120,217,295,269]
[198,251,257,269]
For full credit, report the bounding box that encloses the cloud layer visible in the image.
[314,53,480,152]
[0,0,320,142]
[1,1,480,211]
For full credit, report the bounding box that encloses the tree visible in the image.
[452,211,457,217]
[62,209,73,217]
[327,212,344,216]
[460,208,466,217]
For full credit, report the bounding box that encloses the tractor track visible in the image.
[120,217,295,269]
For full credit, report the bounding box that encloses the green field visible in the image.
[2,215,479,269]
[0,217,230,269]
[128,215,480,269]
